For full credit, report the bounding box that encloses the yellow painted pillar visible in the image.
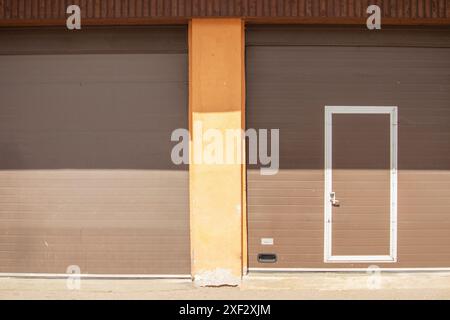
[189,18,245,286]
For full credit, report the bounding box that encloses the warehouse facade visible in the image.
[0,1,449,285]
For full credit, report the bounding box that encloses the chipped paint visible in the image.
[194,268,241,287]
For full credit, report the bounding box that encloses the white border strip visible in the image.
[248,268,450,273]
[0,273,192,279]
[324,106,398,263]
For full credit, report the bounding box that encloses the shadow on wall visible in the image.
[0,27,189,171]
[245,32,450,171]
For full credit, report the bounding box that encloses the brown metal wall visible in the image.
[0,26,190,274]
[0,0,448,22]
[246,26,450,268]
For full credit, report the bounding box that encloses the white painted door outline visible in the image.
[324,106,398,263]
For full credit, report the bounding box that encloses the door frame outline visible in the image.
[324,106,398,263]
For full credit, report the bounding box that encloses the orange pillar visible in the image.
[189,18,246,286]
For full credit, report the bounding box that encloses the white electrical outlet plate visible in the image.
[261,238,274,245]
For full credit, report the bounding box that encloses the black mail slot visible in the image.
[257,253,277,263]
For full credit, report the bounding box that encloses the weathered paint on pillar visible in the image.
[189,18,245,286]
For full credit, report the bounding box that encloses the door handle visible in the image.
[330,192,340,207]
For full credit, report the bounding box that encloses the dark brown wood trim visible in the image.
[245,17,450,26]
[0,18,188,27]
[0,1,448,27]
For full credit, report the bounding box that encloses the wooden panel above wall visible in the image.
[0,0,449,26]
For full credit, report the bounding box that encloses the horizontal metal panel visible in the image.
[246,25,450,47]
[0,26,188,54]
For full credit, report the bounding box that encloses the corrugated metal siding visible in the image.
[0,0,449,21]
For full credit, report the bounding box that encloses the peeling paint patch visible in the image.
[194,268,240,287]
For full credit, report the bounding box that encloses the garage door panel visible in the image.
[247,26,450,269]
[0,27,189,274]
